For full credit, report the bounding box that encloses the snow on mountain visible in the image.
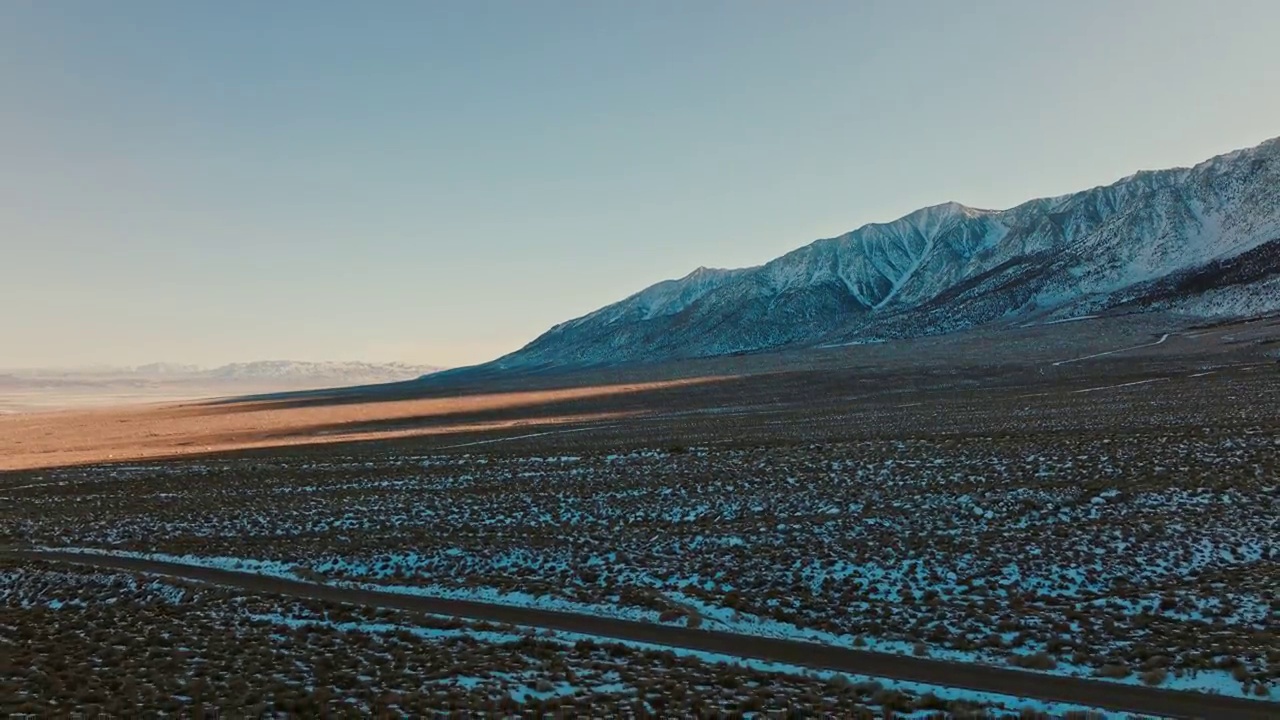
[492,136,1280,368]
[199,361,441,382]
[132,362,203,375]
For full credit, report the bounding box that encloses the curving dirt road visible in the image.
[9,549,1278,720]
[1051,332,1173,366]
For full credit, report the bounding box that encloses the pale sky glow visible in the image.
[2,0,1278,368]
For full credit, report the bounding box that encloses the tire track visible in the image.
[7,549,1278,720]
[1052,333,1172,367]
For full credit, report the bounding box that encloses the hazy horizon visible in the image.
[0,359,448,373]
[4,1,1279,368]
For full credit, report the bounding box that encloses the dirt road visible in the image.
[9,549,1278,720]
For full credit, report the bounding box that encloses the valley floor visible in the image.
[2,312,1278,716]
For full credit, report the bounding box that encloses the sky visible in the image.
[2,0,1278,369]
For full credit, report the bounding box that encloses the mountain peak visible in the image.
[920,200,976,215]
[898,200,989,234]
[684,265,734,279]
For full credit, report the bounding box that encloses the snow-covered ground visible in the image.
[245,608,1138,718]
[3,560,1142,716]
[43,544,1268,702]
[10,432,1278,702]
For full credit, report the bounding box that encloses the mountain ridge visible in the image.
[484,136,1280,370]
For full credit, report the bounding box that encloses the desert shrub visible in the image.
[1094,663,1131,679]
[685,610,703,629]
[1140,668,1168,686]
[853,680,883,697]
[870,688,911,711]
[1009,652,1057,670]
[912,692,948,710]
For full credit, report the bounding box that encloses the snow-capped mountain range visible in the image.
[197,361,443,382]
[491,136,1280,369]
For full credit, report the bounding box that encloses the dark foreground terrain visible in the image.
[3,549,1276,718]
[2,313,1278,716]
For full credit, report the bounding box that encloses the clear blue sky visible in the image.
[3,0,1277,368]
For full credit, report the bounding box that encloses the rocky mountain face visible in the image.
[492,137,1280,369]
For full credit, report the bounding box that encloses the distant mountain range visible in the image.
[2,361,443,387]
[0,361,447,411]
[487,136,1280,369]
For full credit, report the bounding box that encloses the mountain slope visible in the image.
[495,137,1280,369]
